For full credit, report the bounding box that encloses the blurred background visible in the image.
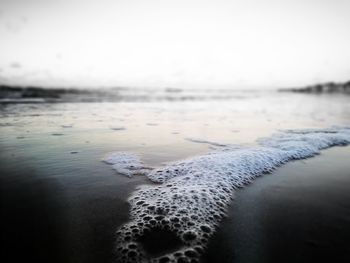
[0,0,349,90]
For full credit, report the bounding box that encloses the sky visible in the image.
[0,0,349,89]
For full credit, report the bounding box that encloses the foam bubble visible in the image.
[103,152,152,177]
[110,127,350,262]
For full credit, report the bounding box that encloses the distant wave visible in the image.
[104,126,350,263]
[0,85,260,103]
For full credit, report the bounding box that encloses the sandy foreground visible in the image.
[203,146,350,263]
[2,144,349,263]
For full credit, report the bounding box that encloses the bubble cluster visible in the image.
[258,127,350,159]
[103,152,152,177]
[110,127,350,263]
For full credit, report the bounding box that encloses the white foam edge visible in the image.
[111,127,350,262]
[102,151,151,177]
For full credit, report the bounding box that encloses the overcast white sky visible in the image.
[0,0,349,89]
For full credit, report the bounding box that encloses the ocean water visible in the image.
[1,91,349,163]
[0,90,349,263]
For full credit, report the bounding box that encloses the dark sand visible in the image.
[2,146,349,263]
[1,155,149,263]
[203,146,350,263]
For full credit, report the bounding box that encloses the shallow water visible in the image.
[0,91,349,263]
[1,92,349,164]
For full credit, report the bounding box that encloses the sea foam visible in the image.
[102,152,151,177]
[105,127,350,263]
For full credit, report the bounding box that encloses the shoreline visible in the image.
[1,95,350,263]
[2,144,350,263]
[203,146,350,263]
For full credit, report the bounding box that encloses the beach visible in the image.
[204,146,350,263]
[1,91,350,263]
[2,0,350,261]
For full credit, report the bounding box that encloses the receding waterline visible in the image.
[104,127,350,263]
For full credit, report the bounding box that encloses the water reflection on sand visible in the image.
[0,91,349,263]
[1,92,349,166]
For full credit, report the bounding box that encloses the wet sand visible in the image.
[2,145,349,263]
[1,94,350,263]
[204,146,350,263]
[1,157,149,263]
